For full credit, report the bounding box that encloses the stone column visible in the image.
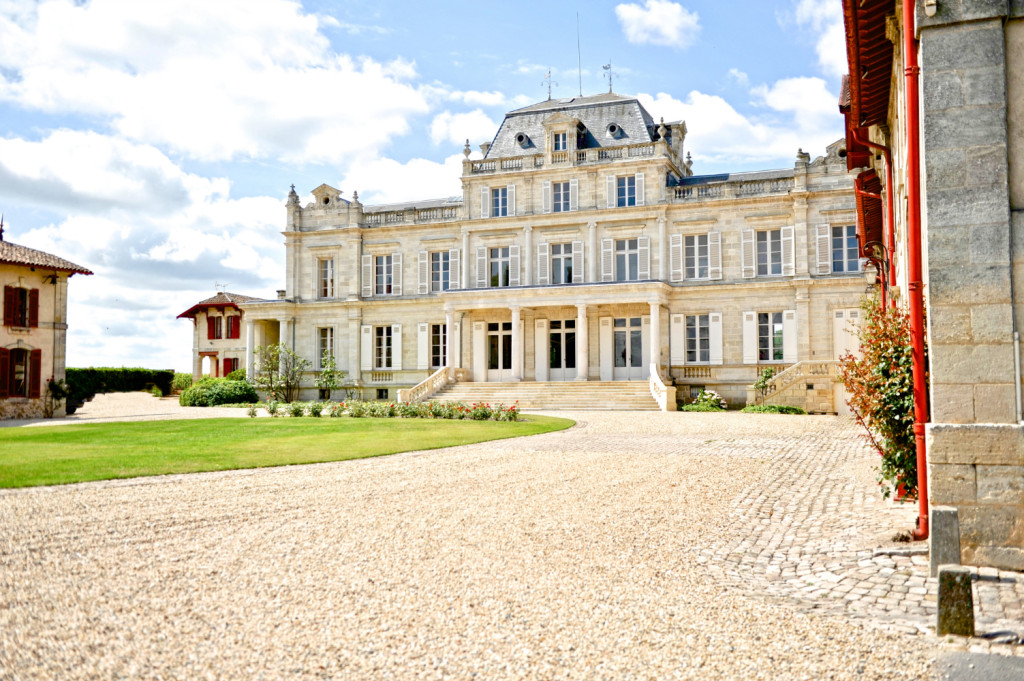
[279,318,291,373]
[657,216,667,281]
[649,301,662,372]
[576,303,589,381]
[461,228,471,289]
[245,319,255,379]
[445,308,455,368]
[524,225,533,286]
[511,305,522,381]
[587,221,597,282]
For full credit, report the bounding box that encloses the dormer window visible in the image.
[607,123,623,139]
[553,132,567,151]
[515,132,532,148]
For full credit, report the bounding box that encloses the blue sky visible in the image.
[0,0,846,371]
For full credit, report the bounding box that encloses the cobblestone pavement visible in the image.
[1,411,1021,679]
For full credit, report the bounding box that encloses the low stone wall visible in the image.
[0,398,46,420]
[927,423,1024,571]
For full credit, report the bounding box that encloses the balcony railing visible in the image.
[673,177,793,202]
[363,205,460,227]
[469,142,661,174]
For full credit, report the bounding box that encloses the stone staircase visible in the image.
[431,381,660,410]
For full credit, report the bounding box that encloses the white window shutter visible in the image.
[781,226,795,276]
[708,232,723,280]
[741,229,755,279]
[361,254,373,297]
[742,312,757,364]
[815,224,831,275]
[782,310,797,363]
[669,234,683,282]
[476,246,488,288]
[480,187,489,219]
[542,181,552,214]
[392,252,402,296]
[569,178,578,211]
[448,248,460,290]
[572,240,584,283]
[509,244,520,286]
[507,184,516,217]
[418,250,428,295]
[417,323,429,370]
[360,325,372,371]
[710,313,723,365]
[638,235,650,280]
[670,314,685,364]
[391,324,403,371]
[537,242,550,285]
[606,176,615,208]
[601,238,614,281]
[635,172,645,206]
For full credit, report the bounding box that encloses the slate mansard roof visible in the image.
[177,292,263,319]
[484,92,662,159]
[0,240,92,276]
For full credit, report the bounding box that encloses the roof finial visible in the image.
[542,69,557,101]
[0,213,4,242]
[602,62,614,93]
[463,139,471,158]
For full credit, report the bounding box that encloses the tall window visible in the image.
[832,225,860,273]
[431,251,450,292]
[375,255,394,295]
[550,243,574,285]
[616,176,636,207]
[318,327,334,367]
[756,229,783,276]
[374,326,392,369]
[226,316,240,340]
[553,132,567,151]
[758,312,784,361]
[207,315,223,340]
[223,357,240,375]
[615,238,639,282]
[489,247,511,287]
[685,234,709,279]
[491,187,508,217]
[8,288,29,327]
[552,181,570,212]
[430,323,447,369]
[686,314,710,363]
[318,258,334,298]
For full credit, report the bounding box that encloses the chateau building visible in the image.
[0,225,92,419]
[178,291,260,381]
[242,93,866,409]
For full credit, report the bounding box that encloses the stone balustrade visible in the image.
[363,205,460,228]
[468,142,660,175]
[673,177,794,202]
[649,364,677,412]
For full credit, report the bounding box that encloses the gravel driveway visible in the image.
[0,410,936,679]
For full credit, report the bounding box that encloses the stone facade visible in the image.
[843,1,1024,570]
[0,237,91,419]
[242,94,866,408]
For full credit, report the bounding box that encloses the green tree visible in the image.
[252,344,311,403]
[314,350,345,401]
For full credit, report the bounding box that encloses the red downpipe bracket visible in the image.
[903,1,930,541]
[851,128,897,301]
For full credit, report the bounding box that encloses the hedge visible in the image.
[66,367,175,404]
[179,378,258,407]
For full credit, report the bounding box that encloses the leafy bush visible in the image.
[150,386,163,398]
[266,400,280,417]
[838,293,924,498]
[288,401,307,418]
[328,402,345,417]
[66,368,175,404]
[689,389,726,411]
[247,404,259,418]
[680,403,727,412]
[330,400,518,421]
[753,367,777,403]
[740,404,807,415]
[307,401,325,418]
[225,368,247,381]
[172,373,193,391]
[178,379,258,407]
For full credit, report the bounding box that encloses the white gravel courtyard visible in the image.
[0,408,937,680]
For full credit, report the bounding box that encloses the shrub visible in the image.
[494,403,520,422]
[150,386,163,398]
[467,402,493,420]
[328,402,346,417]
[66,367,175,404]
[266,400,280,417]
[307,401,325,418]
[690,389,726,411]
[288,401,307,418]
[680,403,727,412]
[247,404,259,418]
[225,368,247,381]
[179,379,258,407]
[740,404,807,415]
[753,367,777,403]
[172,373,193,391]
[838,293,924,498]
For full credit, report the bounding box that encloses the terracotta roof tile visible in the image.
[0,240,92,275]
[177,292,264,319]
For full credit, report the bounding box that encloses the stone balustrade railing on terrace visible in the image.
[468,141,660,175]
[673,177,794,202]
[362,205,460,227]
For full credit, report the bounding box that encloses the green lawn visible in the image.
[0,415,574,488]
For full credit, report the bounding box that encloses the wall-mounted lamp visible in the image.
[924,0,938,17]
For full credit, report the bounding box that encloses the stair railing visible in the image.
[649,364,677,412]
[397,366,464,403]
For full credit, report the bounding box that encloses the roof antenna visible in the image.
[215,281,228,293]
[0,213,4,242]
[577,13,583,96]
[542,69,557,100]
[602,62,614,93]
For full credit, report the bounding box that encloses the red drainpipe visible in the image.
[851,128,897,300]
[903,0,930,540]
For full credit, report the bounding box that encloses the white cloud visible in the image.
[728,68,750,87]
[791,0,847,78]
[340,155,466,206]
[615,1,700,48]
[429,110,498,146]
[0,0,430,164]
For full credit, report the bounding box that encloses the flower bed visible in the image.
[249,400,520,422]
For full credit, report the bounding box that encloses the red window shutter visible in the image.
[207,316,215,340]
[0,348,9,398]
[29,349,42,399]
[28,289,39,328]
[3,286,13,326]
[232,316,240,339]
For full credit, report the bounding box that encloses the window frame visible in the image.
[832,225,861,273]
[430,251,450,293]
[685,234,709,280]
[491,187,508,217]
[756,229,784,277]
[430,323,447,369]
[318,258,335,298]
[685,314,711,364]
[616,175,636,207]
[550,242,574,285]
[614,238,640,282]
[375,254,394,295]
[374,325,393,369]
[553,131,567,151]
[757,312,785,362]
[489,247,512,288]
[552,181,570,213]
[318,326,334,368]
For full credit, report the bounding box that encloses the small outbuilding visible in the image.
[177,292,262,381]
